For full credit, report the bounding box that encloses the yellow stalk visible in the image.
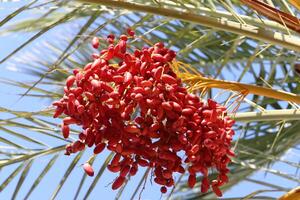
[289,0,300,10]
[279,186,300,200]
[173,61,300,104]
[181,74,300,104]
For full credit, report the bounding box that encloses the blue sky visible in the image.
[0,1,299,200]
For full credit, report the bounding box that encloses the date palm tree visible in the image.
[1,0,300,199]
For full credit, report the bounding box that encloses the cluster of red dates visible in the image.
[52,29,235,197]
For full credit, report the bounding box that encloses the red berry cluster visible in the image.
[52,29,235,197]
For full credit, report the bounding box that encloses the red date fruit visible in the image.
[52,30,235,197]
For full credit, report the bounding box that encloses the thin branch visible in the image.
[232,109,300,122]
[0,145,65,168]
